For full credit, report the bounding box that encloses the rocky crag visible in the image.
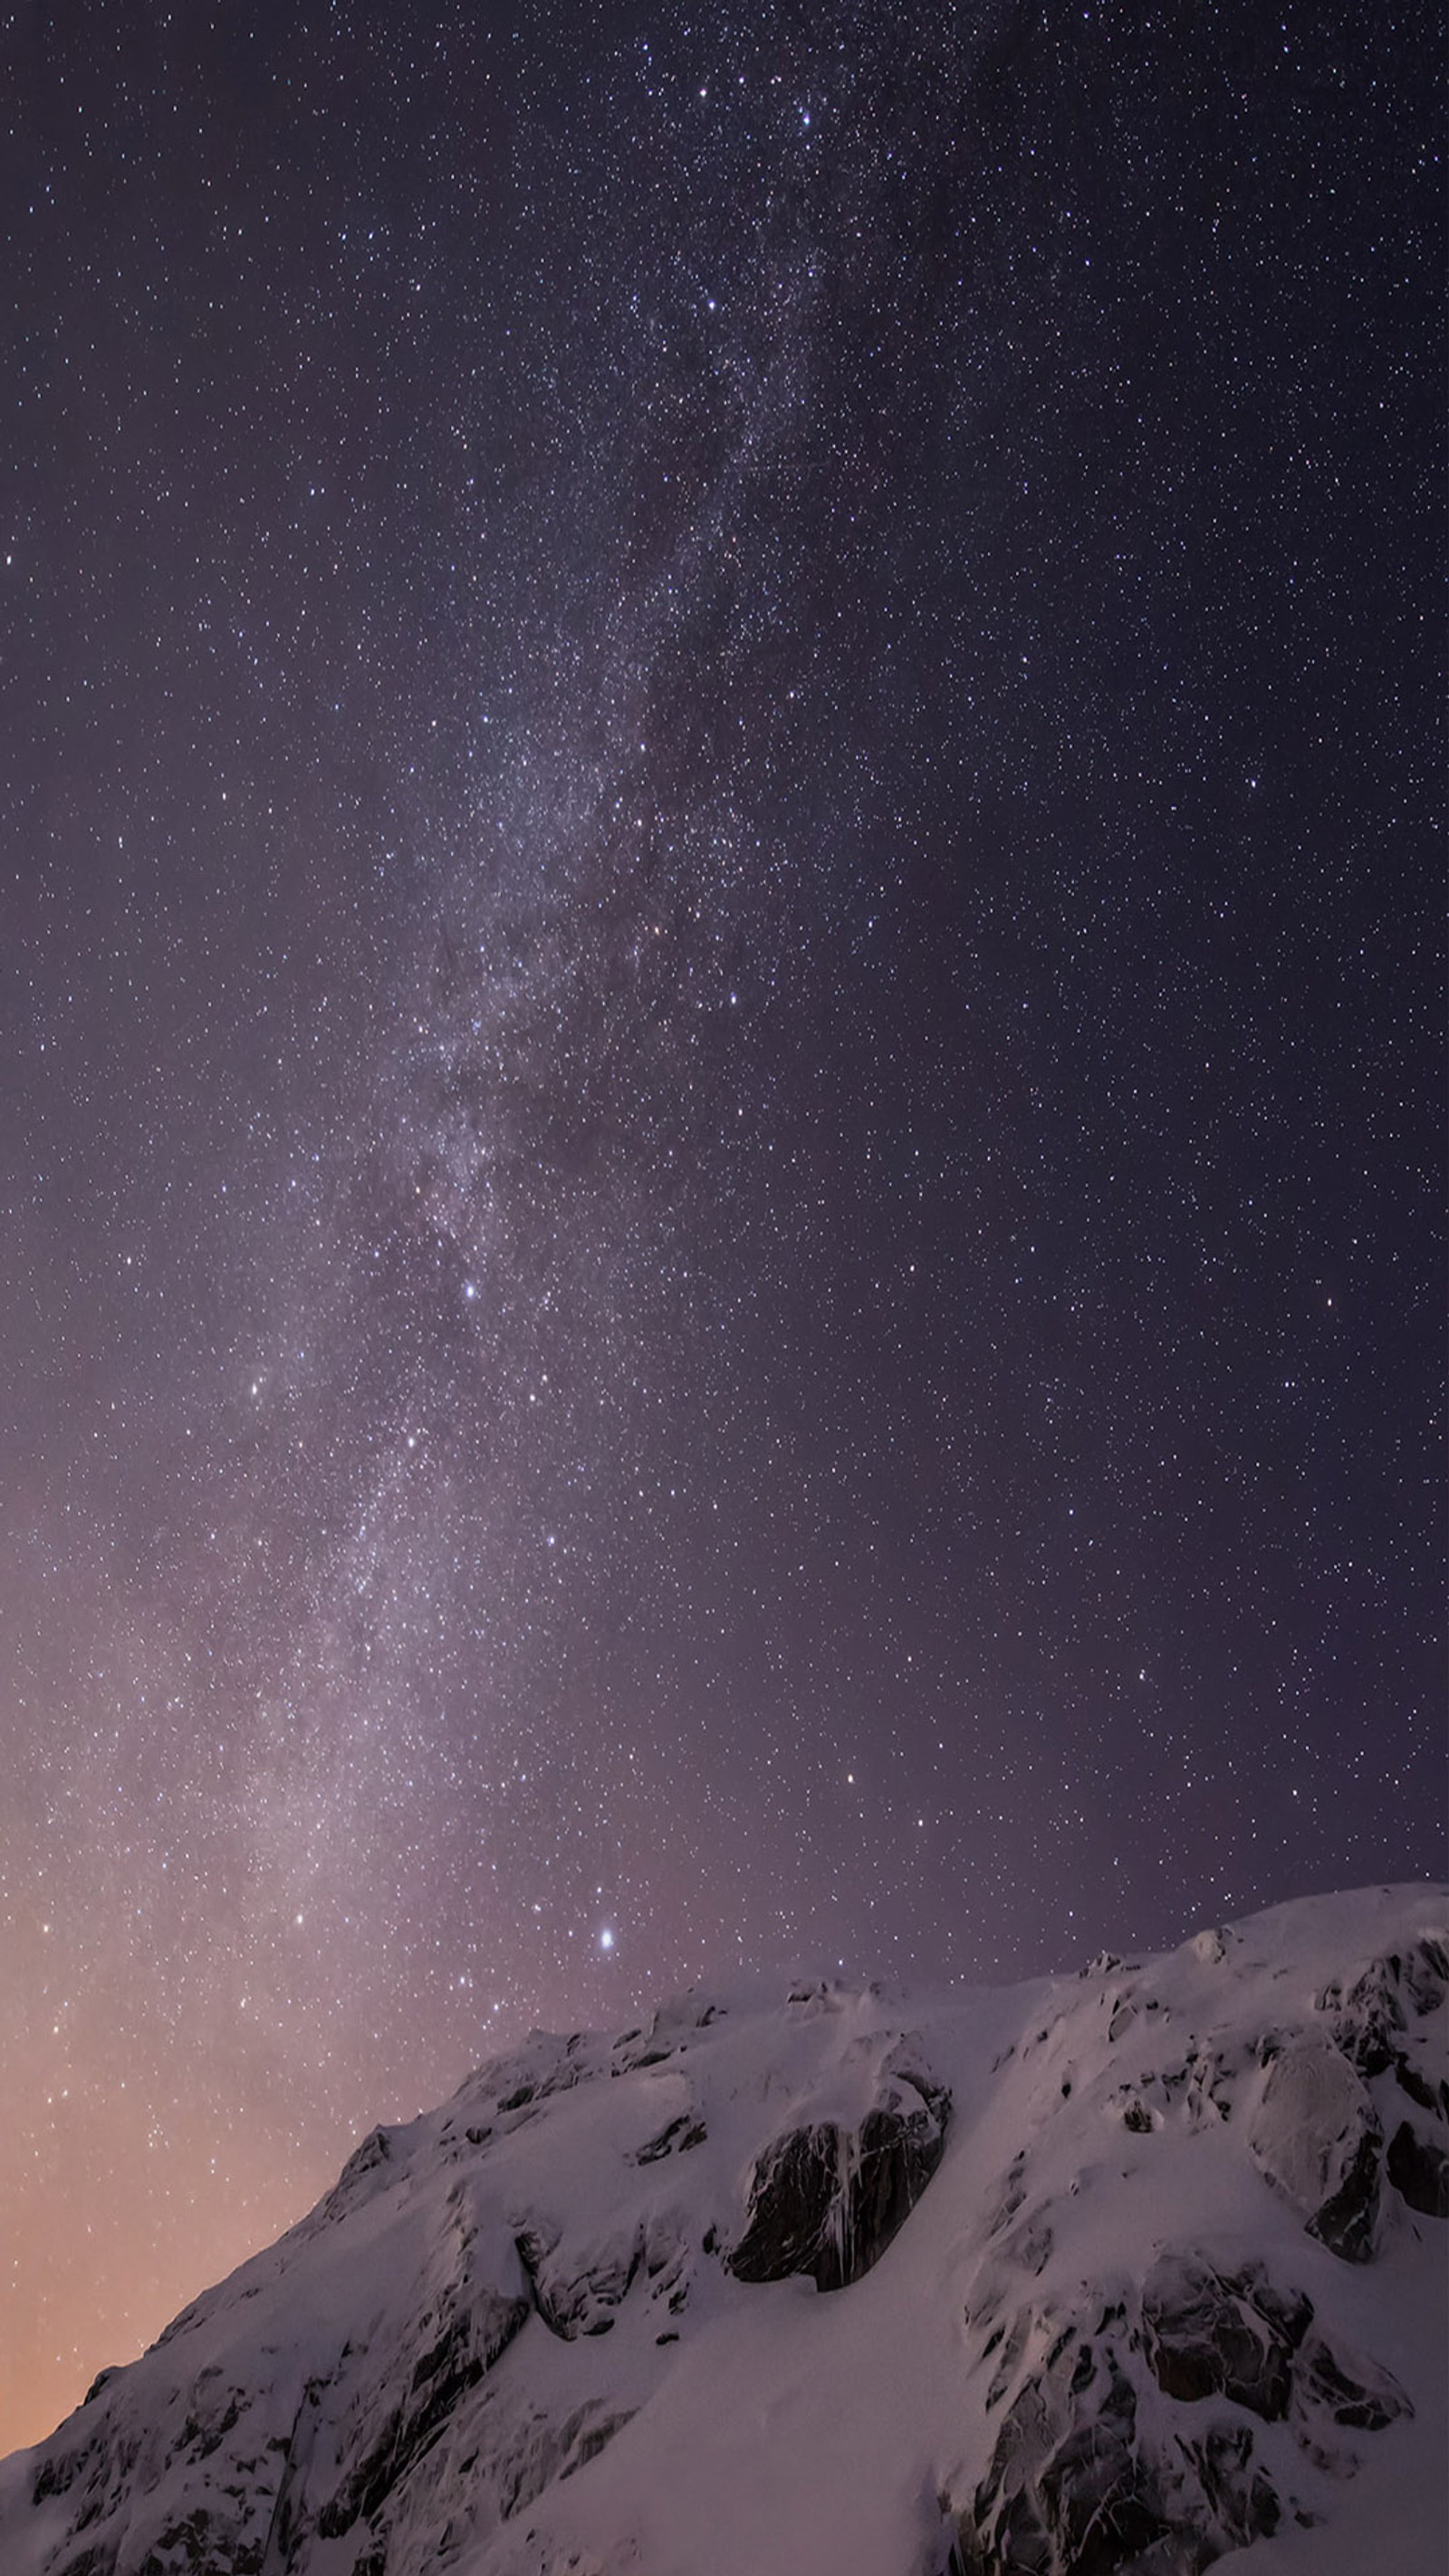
[1,1884,1444,2576]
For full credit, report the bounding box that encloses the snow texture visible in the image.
[1,1885,1444,2576]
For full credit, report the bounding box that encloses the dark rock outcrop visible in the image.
[946,2250,1410,2576]
[1248,2040,1384,2261]
[3,1897,1439,2576]
[1295,2331,1411,2433]
[726,2064,949,2292]
[1386,2117,1449,2218]
[948,2334,1279,2576]
[315,2283,530,2537]
[1141,2254,1310,2420]
[1319,1937,1449,2077]
[514,2221,646,2339]
[726,2123,841,2286]
[634,2112,706,2164]
[494,2398,637,2523]
[1305,2119,1384,2264]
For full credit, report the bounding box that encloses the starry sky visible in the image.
[1,0,1443,2457]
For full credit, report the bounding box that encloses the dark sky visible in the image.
[0,0,1442,2454]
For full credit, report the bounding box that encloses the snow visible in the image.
[1,1883,1444,2576]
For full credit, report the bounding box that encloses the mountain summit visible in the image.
[3,1884,1444,2576]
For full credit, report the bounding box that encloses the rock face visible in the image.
[727,2053,950,2290]
[942,2248,1415,2576]
[1320,1935,1449,2077]
[1248,2041,1385,2261]
[0,1885,1444,2576]
[933,1906,1446,2576]
[1387,2117,1449,2218]
[1140,2254,1311,2418]
[944,2253,1415,2576]
[952,2334,1283,2576]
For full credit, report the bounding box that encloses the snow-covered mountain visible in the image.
[3,1884,1444,2576]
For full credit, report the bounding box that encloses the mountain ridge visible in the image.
[3,1881,1444,2576]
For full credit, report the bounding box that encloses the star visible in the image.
[0,0,1437,2462]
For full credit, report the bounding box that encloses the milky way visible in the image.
[1,1,1442,2451]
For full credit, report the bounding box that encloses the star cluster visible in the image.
[0,0,1442,2455]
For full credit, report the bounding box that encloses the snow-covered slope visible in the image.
[2,1885,1444,2576]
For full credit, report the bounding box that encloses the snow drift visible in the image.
[1,1883,1444,2575]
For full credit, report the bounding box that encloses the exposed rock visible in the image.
[1141,2254,1310,2420]
[948,2327,1279,2576]
[946,2245,1411,2576]
[449,2030,603,2129]
[1185,2041,1235,2126]
[494,2398,637,2523]
[1392,2051,1445,2116]
[1307,2123,1383,2263]
[316,2277,531,2536]
[1248,2039,1384,2260]
[726,2064,949,2292]
[515,2222,645,2339]
[634,2113,706,2165]
[1296,2331,1412,2434]
[611,1993,727,2074]
[1319,1936,1449,2076]
[3,1889,1443,2576]
[1185,2421,1281,2556]
[1386,2117,1449,2218]
[639,2214,693,2321]
[725,2123,838,2286]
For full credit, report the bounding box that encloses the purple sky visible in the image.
[0,0,1441,2453]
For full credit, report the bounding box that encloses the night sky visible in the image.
[1,0,1443,2456]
